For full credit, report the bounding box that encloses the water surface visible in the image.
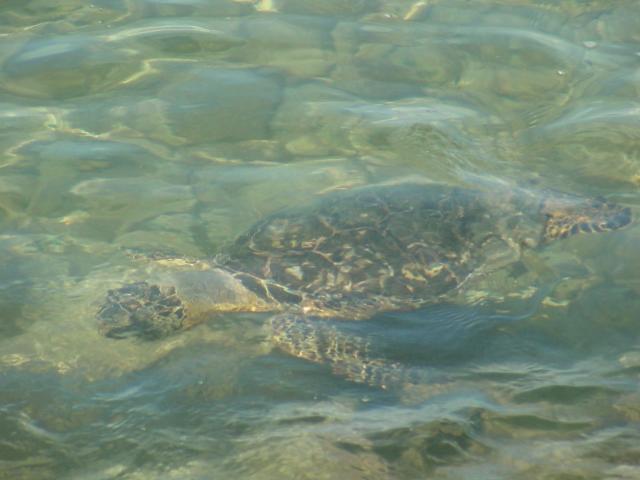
[1,1,640,478]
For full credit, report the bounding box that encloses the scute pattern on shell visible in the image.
[220,184,519,318]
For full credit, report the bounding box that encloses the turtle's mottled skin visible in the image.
[97,182,631,386]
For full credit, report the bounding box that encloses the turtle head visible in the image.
[541,195,631,242]
[96,269,273,340]
[97,281,185,340]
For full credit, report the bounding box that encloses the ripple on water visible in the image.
[159,67,282,145]
[69,177,195,240]
[520,102,640,187]
[0,35,143,99]
[105,18,245,56]
[232,15,335,78]
[3,137,177,234]
[369,417,491,476]
[97,66,283,146]
[133,0,255,18]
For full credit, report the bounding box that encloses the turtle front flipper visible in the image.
[269,314,427,390]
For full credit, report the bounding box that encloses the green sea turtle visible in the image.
[96,181,631,386]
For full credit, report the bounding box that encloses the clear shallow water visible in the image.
[1,1,640,478]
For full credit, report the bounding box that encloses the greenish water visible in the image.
[1,1,640,478]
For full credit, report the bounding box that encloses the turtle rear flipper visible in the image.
[269,314,427,390]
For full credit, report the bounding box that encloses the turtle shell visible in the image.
[219,183,533,318]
